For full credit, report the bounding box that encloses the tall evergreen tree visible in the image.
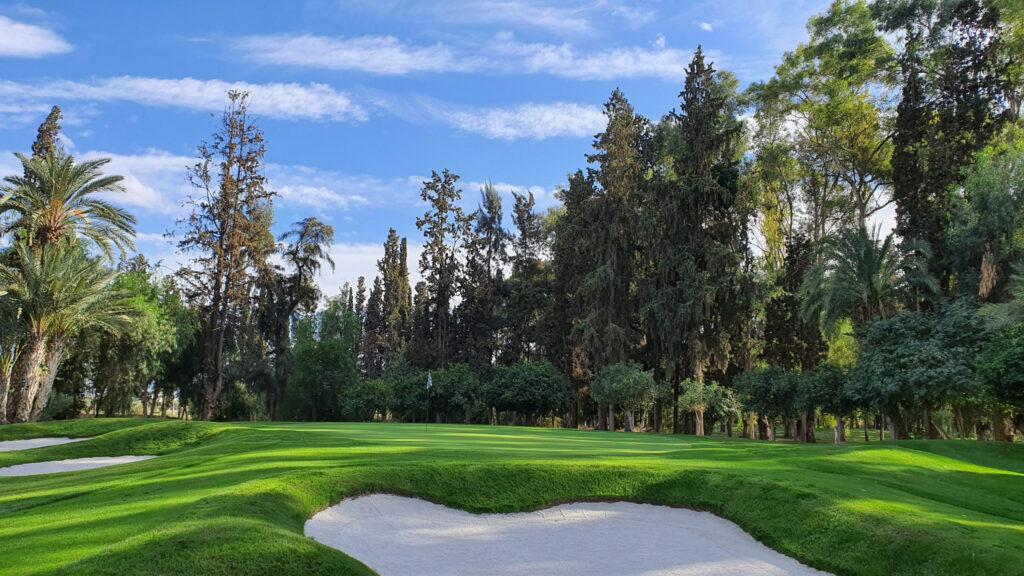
[379,228,412,365]
[504,190,549,362]
[550,171,600,427]
[575,90,651,378]
[645,48,744,433]
[416,170,471,369]
[455,184,507,369]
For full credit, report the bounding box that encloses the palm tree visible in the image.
[1,152,136,260]
[800,225,936,336]
[0,242,134,423]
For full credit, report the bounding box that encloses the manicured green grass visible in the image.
[0,420,1021,576]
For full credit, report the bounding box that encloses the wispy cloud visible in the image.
[493,34,695,81]
[699,21,713,32]
[0,77,367,122]
[235,34,473,74]
[267,163,419,212]
[443,102,605,141]
[234,31,696,82]
[433,1,593,34]
[0,15,72,58]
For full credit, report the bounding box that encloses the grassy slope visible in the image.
[0,420,1020,576]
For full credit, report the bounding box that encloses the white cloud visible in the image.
[0,77,367,122]
[494,37,694,81]
[317,241,425,298]
[0,15,72,58]
[444,102,605,140]
[435,1,593,34]
[78,149,193,215]
[699,21,713,32]
[235,31,698,82]
[236,34,472,74]
[266,163,418,212]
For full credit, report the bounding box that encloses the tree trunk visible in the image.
[625,410,635,433]
[923,407,940,440]
[672,369,681,434]
[597,405,606,431]
[991,408,1014,443]
[838,416,846,442]
[767,417,776,441]
[607,403,615,432]
[953,406,967,440]
[887,414,899,441]
[30,338,67,422]
[694,408,705,436]
[727,414,733,437]
[0,361,11,425]
[757,414,768,440]
[9,333,47,424]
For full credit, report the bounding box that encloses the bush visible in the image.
[486,361,572,423]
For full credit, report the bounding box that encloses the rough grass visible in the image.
[0,419,1021,576]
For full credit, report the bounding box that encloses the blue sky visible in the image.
[0,0,831,293]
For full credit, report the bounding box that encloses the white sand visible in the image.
[306,494,832,576]
[0,456,155,477]
[0,437,89,452]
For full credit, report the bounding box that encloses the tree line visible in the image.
[1,1,1022,442]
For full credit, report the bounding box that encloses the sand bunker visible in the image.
[0,437,89,452]
[0,456,155,477]
[306,494,832,576]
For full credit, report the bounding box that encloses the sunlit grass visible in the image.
[0,419,1021,576]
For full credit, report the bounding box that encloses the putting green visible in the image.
[0,419,1021,576]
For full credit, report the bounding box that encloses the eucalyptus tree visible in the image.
[175,91,277,420]
[748,0,895,241]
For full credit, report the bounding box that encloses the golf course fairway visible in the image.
[0,419,1021,576]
